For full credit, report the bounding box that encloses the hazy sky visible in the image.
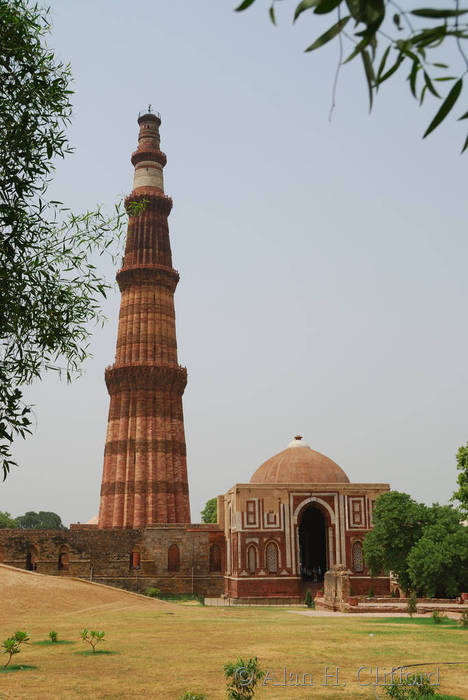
[3,1,468,525]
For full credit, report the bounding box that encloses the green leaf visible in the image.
[305,15,350,51]
[269,4,276,24]
[419,84,428,105]
[433,62,448,68]
[423,71,440,98]
[377,52,405,85]
[361,48,375,110]
[376,45,391,84]
[423,78,463,138]
[343,36,371,64]
[411,8,468,18]
[314,0,342,15]
[235,0,256,11]
[458,109,468,120]
[408,59,420,98]
[461,134,468,153]
[294,0,319,21]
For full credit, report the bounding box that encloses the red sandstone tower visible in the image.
[98,109,191,528]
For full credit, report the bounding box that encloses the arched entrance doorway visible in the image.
[298,505,327,582]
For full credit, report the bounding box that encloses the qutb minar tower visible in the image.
[98,109,191,528]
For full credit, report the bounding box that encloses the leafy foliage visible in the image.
[48,631,58,643]
[0,511,17,528]
[384,672,436,698]
[80,629,105,654]
[235,0,468,150]
[304,588,314,607]
[0,0,127,480]
[407,504,468,597]
[15,511,64,529]
[146,587,161,598]
[179,693,207,700]
[407,591,418,616]
[431,609,447,624]
[363,491,428,593]
[223,656,266,700]
[201,497,217,524]
[2,631,30,669]
[452,441,468,517]
[364,492,468,597]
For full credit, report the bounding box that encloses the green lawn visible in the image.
[2,597,467,699]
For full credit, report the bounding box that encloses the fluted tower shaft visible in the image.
[98,111,190,528]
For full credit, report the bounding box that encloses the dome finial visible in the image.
[288,435,309,448]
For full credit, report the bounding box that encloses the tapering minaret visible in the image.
[98,109,191,528]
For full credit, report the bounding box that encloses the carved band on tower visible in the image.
[98,110,191,528]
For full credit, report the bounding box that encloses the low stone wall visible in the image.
[0,525,225,598]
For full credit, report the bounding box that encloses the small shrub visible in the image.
[146,587,161,598]
[431,610,447,625]
[460,610,468,628]
[304,589,314,608]
[80,629,105,654]
[407,592,418,617]
[224,656,265,700]
[179,693,207,700]
[2,631,30,669]
[48,631,58,643]
[390,589,397,598]
[368,585,374,598]
[384,672,436,698]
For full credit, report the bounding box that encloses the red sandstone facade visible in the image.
[98,111,190,528]
[0,114,391,603]
[220,437,390,601]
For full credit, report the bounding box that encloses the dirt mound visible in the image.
[0,564,158,621]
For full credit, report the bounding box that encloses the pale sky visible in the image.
[2,1,467,525]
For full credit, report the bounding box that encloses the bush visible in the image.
[407,592,418,618]
[431,610,447,625]
[146,587,161,598]
[368,585,374,598]
[80,629,105,653]
[48,631,58,643]
[179,693,207,700]
[460,610,468,628]
[2,631,30,669]
[224,656,265,700]
[384,673,436,698]
[304,589,314,608]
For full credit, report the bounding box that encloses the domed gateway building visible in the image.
[221,436,389,601]
[0,111,390,603]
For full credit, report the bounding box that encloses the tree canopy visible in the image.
[201,497,218,523]
[0,0,127,480]
[15,510,64,529]
[235,0,468,151]
[0,510,17,528]
[363,491,468,597]
[452,441,468,517]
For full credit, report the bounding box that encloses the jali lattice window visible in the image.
[265,542,278,574]
[352,541,364,573]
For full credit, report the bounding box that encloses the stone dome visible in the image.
[250,436,349,484]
